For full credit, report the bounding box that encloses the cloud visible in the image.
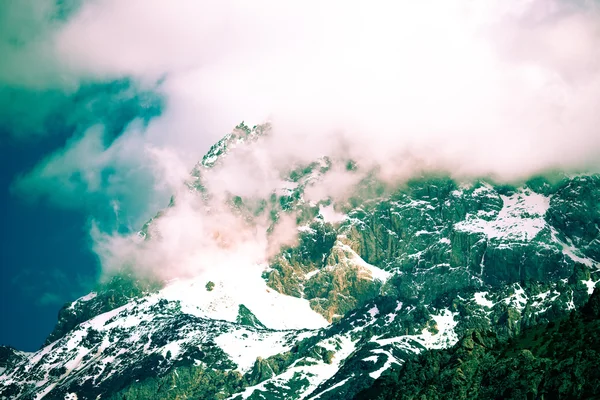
[0,0,81,88]
[6,79,164,229]
[7,0,600,280]
[11,122,169,229]
[90,189,287,280]
[43,0,600,179]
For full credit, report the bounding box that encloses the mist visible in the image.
[6,0,600,280]
[50,0,600,176]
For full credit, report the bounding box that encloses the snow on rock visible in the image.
[305,269,321,280]
[414,309,459,350]
[474,291,495,308]
[308,377,352,399]
[236,334,358,400]
[3,291,315,399]
[159,263,329,330]
[550,227,599,268]
[372,309,459,351]
[455,190,550,241]
[502,284,528,312]
[582,279,600,295]
[215,329,299,373]
[367,306,379,318]
[68,292,97,310]
[368,349,402,380]
[333,241,392,282]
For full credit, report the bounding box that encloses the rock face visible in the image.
[1,125,600,400]
[356,289,600,400]
[0,347,28,377]
[43,274,161,346]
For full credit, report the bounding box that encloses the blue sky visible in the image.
[0,81,163,350]
[0,166,96,350]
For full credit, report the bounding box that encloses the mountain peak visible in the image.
[2,125,600,399]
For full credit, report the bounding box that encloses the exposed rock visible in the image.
[44,273,160,346]
[236,304,266,329]
[356,289,600,400]
[3,126,600,400]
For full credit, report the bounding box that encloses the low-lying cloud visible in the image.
[6,0,600,280]
[47,0,600,178]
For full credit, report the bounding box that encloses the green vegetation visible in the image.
[356,289,600,400]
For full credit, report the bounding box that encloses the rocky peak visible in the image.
[2,126,600,400]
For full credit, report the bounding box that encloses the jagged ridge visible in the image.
[1,125,600,400]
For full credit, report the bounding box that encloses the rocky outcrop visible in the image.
[546,175,600,260]
[236,305,267,329]
[44,273,160,346]
[266,223,386,322]
[0,347,27,377]
[356,289,600,400]
[247,357,275,385]
[3,125,600,400]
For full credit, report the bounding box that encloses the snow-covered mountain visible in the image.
[2,123,600,399]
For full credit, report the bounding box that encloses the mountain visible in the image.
[355,288,600,400]
[1,123,599,399]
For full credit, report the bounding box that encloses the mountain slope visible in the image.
[355,288,600,400]
[1,124,599,399]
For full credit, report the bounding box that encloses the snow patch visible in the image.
[159,263,328,330]
[551,228,599,267]
[308,377,351,399]
[474,291,495,308]
[455,190,549,241]
[582,279,599,295]
[305,269,321,280]
[68,292,97,310]
[215,329,292,373]
[161,341,182,359]
[367,306,379,318]
[369,349,402,380]
[372,309,459,351]
[502,284,528,312]
[333,241,392,282]
[237,334,357,400]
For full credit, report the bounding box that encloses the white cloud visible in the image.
[12,123,176,228]
[9,0,600,279]
[42,0,600,180]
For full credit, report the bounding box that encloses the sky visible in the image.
[0,81,165,350]
[2,0,600,350]
[1,140,99,350]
